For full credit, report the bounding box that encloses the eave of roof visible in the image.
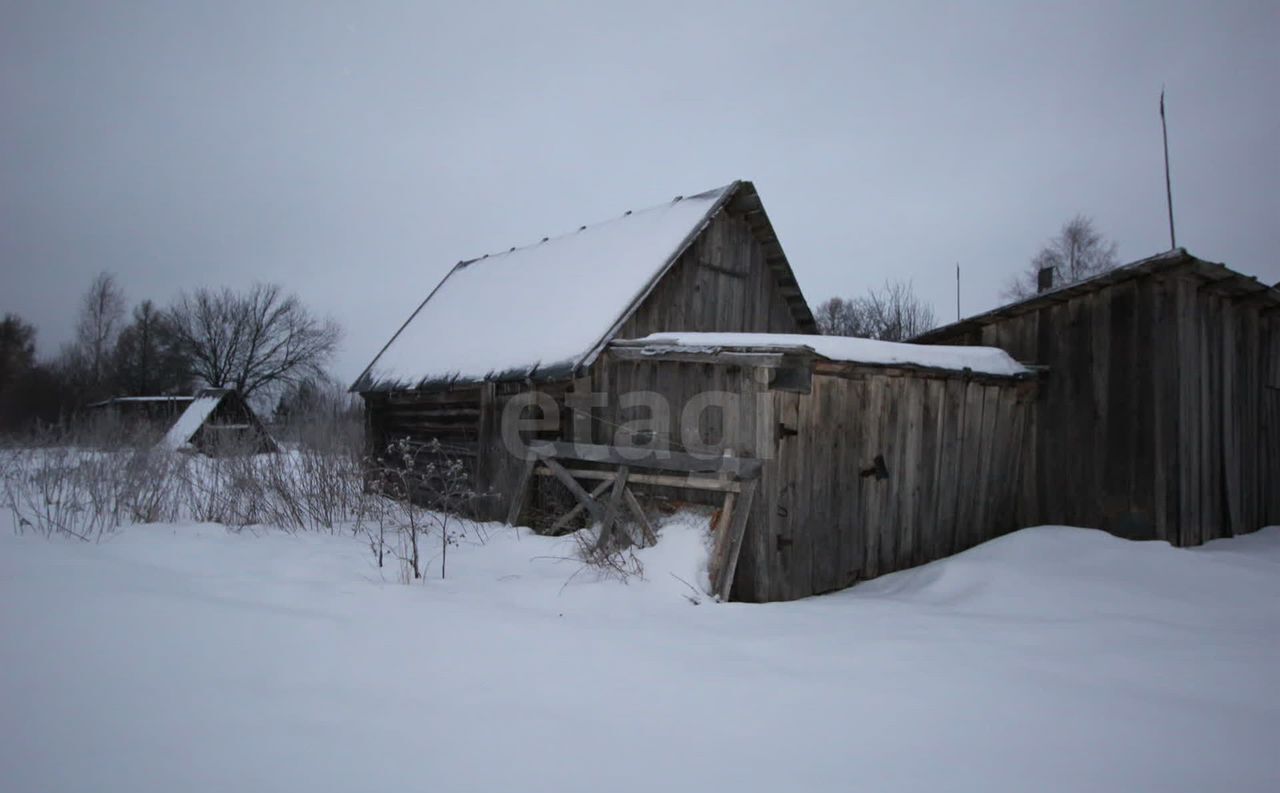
[351,180,817,393]
[914,248,1280,344]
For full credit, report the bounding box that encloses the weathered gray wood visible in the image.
[622,487,658,547]
[532,466,742,493]
[550,478,613,534]
[715,478,758,601]
[607,345,797,369]
[504,455,538,527]
[594,466,630,551]
[707,491,737,594]
[536,441,762,478]
[538,454,607,524]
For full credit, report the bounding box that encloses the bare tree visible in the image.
[814,279,937,342]
[169,284,341,399]
[113,300,192,395]
[860,279,937,341]
[814,297,873,337]
[1004,215,1119,300]
[73,272,126,395]
[0,314,36,393]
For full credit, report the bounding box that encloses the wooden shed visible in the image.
[157,388,278,455]
[915,249,1280,544]
[353,181,816,522]
[594,333,1036,601]
[352,181,1049,600]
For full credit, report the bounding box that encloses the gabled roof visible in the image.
[156,388,277,453]
[87,395,194,409]
[352,181,814,392]
[158,392,224,450]
[914,249,1280,344]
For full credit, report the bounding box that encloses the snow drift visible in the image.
[1,521,1277,792]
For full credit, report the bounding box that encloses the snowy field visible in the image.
[2,518,1278,792]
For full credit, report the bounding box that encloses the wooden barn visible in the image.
[915,249,1280,544]
[354,181,814,516]
[86,395,194,426]
[157,388,278,455]
[353,181,1037,601]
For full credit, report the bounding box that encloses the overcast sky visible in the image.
[2,1,1277,381]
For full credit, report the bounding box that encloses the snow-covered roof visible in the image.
[615,332,1031,377]
[157,393,224,450]
[915,249,1280,344]
[354,183,748,392]
[87,395,194,408]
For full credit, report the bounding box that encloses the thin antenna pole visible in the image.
[1161,88,1177,249]
[955,263,960,321]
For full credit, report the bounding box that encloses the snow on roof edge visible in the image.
[157,393,225,450]
[351,182,742,393]
[616,332,1032,377]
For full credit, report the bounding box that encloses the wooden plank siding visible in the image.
[615,207,804,340]
[919,261,1280,546]
[588,351,1034,601]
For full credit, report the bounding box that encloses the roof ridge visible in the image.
[455,182,736,269]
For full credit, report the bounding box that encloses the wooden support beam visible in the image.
[713,478,758,601]
[707,490,737,591]
[533,466,742,493]
[594,466,630,551]
[538,454,607,523]
[535,441,762,478]
[550,478,613,534]
[504,456,538,526]
[608,346,795,369]
[623,487,658,547]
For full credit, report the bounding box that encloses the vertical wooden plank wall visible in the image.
[748,369,1033,601]
[617,209,805,340]
[921,270,1278,545]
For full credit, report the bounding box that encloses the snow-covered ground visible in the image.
[2,518,1278,792]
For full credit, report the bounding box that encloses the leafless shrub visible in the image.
[571,526,644,583]
[365,438,476,581]
[1,445,176,541]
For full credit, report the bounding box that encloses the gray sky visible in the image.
[2,1,1277,381]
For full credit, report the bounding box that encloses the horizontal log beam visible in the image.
[534,467,742,493]
[530,441,761,478]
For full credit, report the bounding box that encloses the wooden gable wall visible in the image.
[616,207,807,339]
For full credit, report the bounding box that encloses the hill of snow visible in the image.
[1,520,1277,792]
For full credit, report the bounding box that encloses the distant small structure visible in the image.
[86,395,194,426]
[157,389,278,455]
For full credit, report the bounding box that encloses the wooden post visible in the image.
[623,487,658,547]
[707,490,737,592]
[714,478,758,601]
[594,466,630,551]
[504,455,538,527]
